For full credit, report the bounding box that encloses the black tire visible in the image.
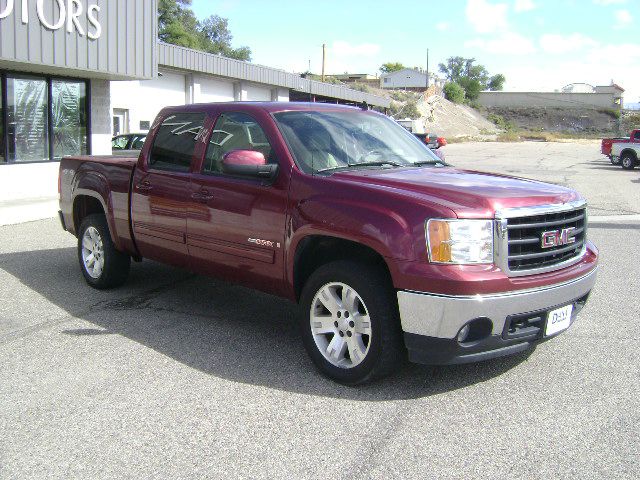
[77,214,130,289]
[299,260,404,385]
[621,153,636,170]
[610,155,621,165]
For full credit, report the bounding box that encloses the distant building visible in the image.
[380,68,443,91]
[330,73,378,82]
[478,82,625,110]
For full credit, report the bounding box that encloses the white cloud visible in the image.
[331,41,380,58]
[435,22,450,31]
[593,0,626,5]
[465,32,536,54]
[499,41,640,103]
[465,0,509,34]
[614,9,632,28]
[322,41,382,74]
[514,0,536,12]
[539,33,599,54]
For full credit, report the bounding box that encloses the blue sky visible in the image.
[191,0,640,103]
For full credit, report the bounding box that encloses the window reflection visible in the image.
[7,76,49,163]
[0,80,4,164]
[52,80,87,159]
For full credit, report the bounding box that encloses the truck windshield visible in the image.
[273,110,442,174]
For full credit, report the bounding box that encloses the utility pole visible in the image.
[426,48,430,89]
[321,44,326,82]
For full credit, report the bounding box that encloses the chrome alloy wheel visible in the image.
[310,282,372,368]
[81,226,105,279]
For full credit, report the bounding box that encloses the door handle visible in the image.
[191,190,214,203]
[136,181,152,192]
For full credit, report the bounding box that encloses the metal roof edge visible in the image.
[157,42,390,108]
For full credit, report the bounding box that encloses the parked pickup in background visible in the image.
[611,142,640,170]
[58,102,599,384]
[601,129,640,164]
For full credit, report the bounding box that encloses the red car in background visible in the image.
[601,129,640,164]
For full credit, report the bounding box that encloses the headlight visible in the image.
[426,219,494,264]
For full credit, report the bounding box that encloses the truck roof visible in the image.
[160,101,370,116]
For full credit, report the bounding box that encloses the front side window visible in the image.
[634,131,640,141]
[149,113,205,172]
[203,112,274,174]
[274,110,441,174]
[6,76,49,162]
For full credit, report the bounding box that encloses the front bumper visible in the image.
[398,266,598,365]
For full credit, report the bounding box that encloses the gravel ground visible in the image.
[0,142,638,479]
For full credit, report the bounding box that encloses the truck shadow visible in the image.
[0,247,532,401]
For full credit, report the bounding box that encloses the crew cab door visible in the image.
[187,111,289,294]
[131,112,207,267]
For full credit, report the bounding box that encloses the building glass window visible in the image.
[0,79,4,164]
[7,76,49,162]
[0,72,89,164]
[52,80,88,159]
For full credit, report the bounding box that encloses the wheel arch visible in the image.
[292,234,394,302]
[71,191,121,250]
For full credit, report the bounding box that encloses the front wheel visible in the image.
[78,214,130,289]
[621,153,636,170]
[299,261,404,384]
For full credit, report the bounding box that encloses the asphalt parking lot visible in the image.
[1,142,638,479]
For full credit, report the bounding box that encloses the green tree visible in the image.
[158,0,199,47]
[380,62,405,74]
[158,1,251,61]
[443,82,465,103]
[199,15,251,61]
[488,74,505,91]
[438,57,503,100]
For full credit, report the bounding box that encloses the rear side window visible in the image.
[203,112,274,174]
[149,113,206,172]
[634,131,640,141]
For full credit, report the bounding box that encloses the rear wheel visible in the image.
[299,261,404,384]
[621,153,636,170]
[78,214,130,289]
[610,155,621,165]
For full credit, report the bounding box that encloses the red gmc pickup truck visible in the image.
[59,102,599,384]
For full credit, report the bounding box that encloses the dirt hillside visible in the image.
[416,95,499,138]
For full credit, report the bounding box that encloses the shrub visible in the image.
[443,82,465,104]
[388,100,421,120]
[488,113,516,132]
[350,82,371,93]
[390,90,418,102]
[403,101,421,120]
[600,108,621,119]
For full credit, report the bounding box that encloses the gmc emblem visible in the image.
[541,227,577,249]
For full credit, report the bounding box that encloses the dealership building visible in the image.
[0,0,389,223]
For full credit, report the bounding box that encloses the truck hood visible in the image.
[331,166,580,218]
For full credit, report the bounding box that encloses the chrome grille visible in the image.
[506,208,586,272]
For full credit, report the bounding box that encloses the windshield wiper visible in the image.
[411,160,448,167]
[348,160,405,168]
[316,160,404,173]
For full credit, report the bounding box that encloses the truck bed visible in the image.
[59,154,138,255]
